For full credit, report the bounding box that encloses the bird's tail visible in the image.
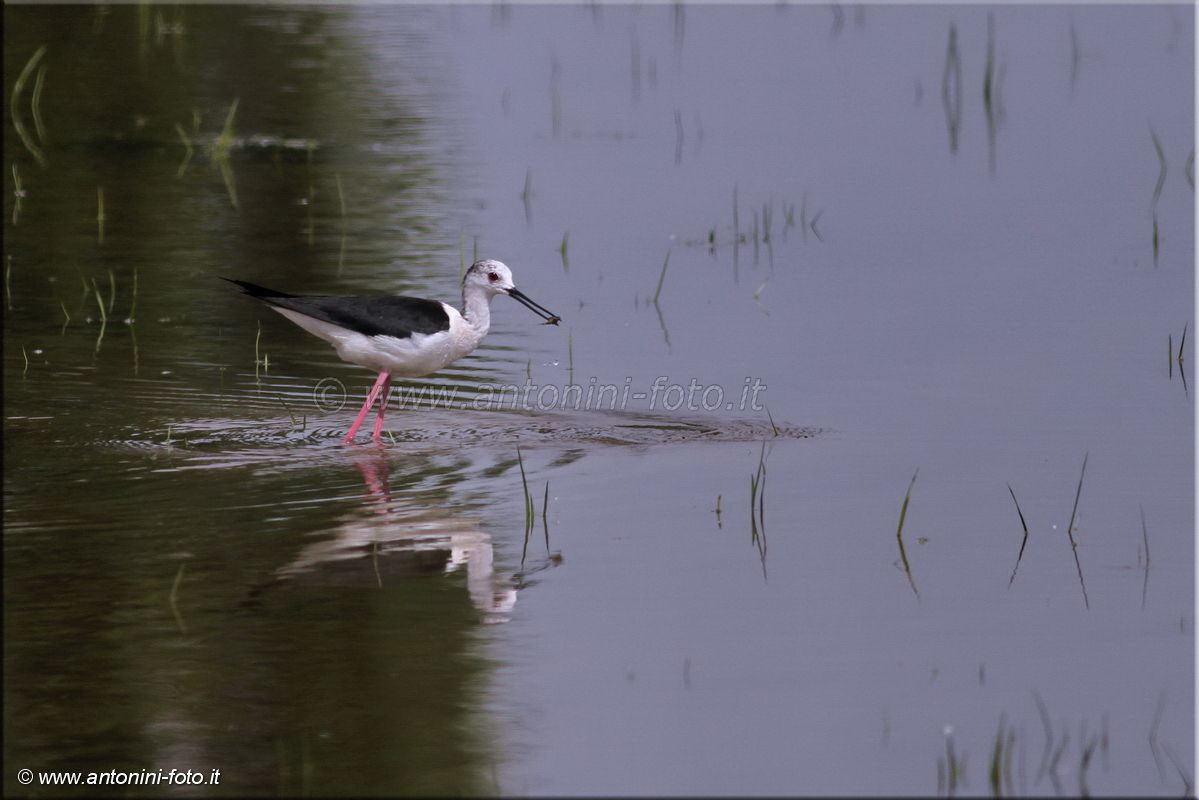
[221,277,295,299]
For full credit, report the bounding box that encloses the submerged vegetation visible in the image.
[517,446,534,542]
[748,442,769,580]
[936,693,1135,797]
[11,45,48,167]
[1005,483,1030,587]
[941,24,962,155]
[96,186,105,244]
[1064,453,1090,609]
[652,250,670,305]
[516,447,559,579]
[211,98,240,209]
[895,470,920,599]
[677,185,821,295]
[10,164,24,225]
[1150,126,1167,207]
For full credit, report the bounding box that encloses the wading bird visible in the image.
[226,260,560,444]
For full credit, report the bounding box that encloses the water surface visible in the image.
[4,4,1194,796]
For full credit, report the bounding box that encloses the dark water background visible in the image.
[4,4,1194,796]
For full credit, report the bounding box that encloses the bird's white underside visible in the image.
[272,303,484,377]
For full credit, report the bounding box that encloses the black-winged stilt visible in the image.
[226,259,560,444]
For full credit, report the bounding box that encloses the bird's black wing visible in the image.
[224,278,451,339]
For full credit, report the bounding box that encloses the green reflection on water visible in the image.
[4,5,503,795]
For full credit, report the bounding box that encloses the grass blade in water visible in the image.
[1064,452,1090,609]
[895,470,919,598]
[1006,484,1030,586]
[11,46,48,166]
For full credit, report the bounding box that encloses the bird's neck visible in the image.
[461,288,492,336]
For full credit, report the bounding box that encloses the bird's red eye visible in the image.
[488,272,499,282]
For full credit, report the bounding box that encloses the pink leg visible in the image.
[371,375,393,444]
[343,372,390,444]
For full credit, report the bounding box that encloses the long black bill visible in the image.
[509,288,561,325]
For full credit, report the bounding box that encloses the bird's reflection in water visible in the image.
[251,450,524,622]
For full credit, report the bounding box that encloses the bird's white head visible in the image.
[462,258,561,325]
[463,259,516,298]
